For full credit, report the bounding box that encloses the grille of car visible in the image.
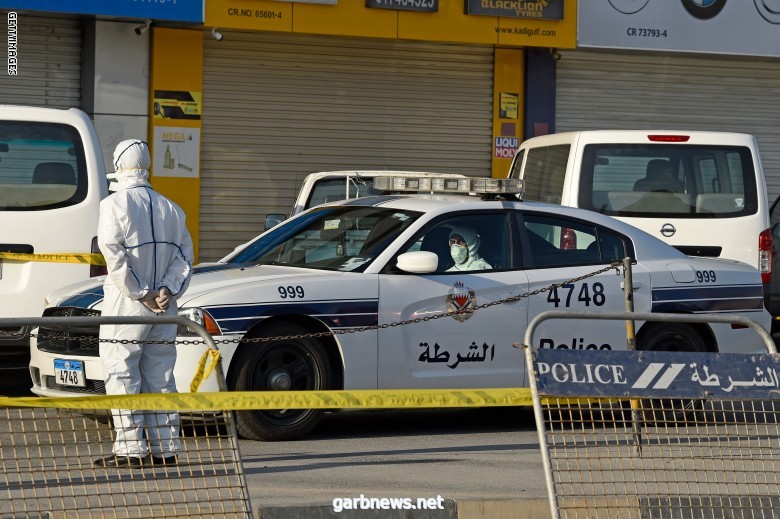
[43,375,105,395]
[0,325,24,334]
[36,307,101,357]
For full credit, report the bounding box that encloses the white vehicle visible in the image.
[264,170,467,229]
[507,130,771,283]
[0,106,108,360]
[30,177,770,441]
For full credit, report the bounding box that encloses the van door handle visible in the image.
[620,282,641,290]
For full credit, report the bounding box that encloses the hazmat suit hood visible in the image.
[109,139,150,191]
[449,226,481,261]
[447,225,492,271]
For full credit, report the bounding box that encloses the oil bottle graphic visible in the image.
[163,144,175,169]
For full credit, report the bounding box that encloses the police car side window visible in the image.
[521,214,626,268]
[595,229,626,263]
[398,213,513,273]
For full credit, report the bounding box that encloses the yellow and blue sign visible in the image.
[206,0,576,48]
[3,0,203,22]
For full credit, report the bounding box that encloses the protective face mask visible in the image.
[450,243,468,264]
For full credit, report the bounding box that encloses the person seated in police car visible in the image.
[446,226,492,272]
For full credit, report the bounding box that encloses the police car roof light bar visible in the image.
[373,175,524,197]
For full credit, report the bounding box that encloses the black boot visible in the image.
[150,455,178,466]
[94,455,148,468]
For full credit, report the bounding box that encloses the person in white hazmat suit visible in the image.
[94,140,194,469]
[446,226,492,272]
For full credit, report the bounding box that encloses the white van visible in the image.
[0,106,108,361]
[264,170,468,229]
[508,130,771,282]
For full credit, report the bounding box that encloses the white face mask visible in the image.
[450,243,468,264]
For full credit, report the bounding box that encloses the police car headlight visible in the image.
[178,307,222,336]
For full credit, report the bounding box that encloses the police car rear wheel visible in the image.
[638,323,708,353]
[638,323,707,424]
[232,323,332,441]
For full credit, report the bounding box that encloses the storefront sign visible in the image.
[494,137,518,158]
[153,127,201,178]
[1,0,203,22]
[465,0,563,20]
[499,92,518,119]
[366,0,438,12]
[579,1,780,58]
[272,0,337,3]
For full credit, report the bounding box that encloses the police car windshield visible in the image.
[228,206,422,272]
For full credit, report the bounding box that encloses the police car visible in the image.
[29,177,771,440]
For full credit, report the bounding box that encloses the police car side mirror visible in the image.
[396,251,438,274]
[265,214,286,231]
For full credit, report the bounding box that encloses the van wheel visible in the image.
[232,323,331,441]
[637,323,707,424]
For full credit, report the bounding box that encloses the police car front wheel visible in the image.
[231,322,332,441]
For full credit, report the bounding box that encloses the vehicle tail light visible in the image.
[759,228,772,283]
[647,135,690,142]
[560,228,577,250]
[90,237,107,277]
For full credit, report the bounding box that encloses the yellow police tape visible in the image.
[0,388,533,411]
[0,251,106,266]
[189,349,222,393]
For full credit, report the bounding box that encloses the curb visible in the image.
[457,499,551,519]
[256,498,551,519]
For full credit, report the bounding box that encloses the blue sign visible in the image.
[533,349,780,399]
[0,0,203,22]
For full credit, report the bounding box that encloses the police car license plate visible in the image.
[54,359,85,387]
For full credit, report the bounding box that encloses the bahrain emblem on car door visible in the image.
[446,281,476,322]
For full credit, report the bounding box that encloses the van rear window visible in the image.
[578,144,758,219]
[522,145,569,204]
[0,122,87,211]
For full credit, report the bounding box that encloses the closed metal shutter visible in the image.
[201,31,494,261]
[0,13,81,108]
[556,50,780,200]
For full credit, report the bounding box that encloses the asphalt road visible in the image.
[239,407,545,510]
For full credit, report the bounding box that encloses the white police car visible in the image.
[29,177,771,440]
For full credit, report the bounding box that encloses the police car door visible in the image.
[377,211,529,389]
[519,212,630,353]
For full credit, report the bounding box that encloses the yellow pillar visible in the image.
[149,28,203,262]
[491,48,524,178]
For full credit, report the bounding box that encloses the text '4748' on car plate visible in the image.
[54,358,85,387]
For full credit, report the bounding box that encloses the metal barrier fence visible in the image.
[2,407,249,518]
[0,315,252,519]
[524,311,780,519]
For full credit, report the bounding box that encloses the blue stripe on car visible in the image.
[59,287,105,309]
[206,299,379,333]
[651,285,764,312]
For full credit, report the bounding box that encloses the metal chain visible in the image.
[2,262,622,346]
